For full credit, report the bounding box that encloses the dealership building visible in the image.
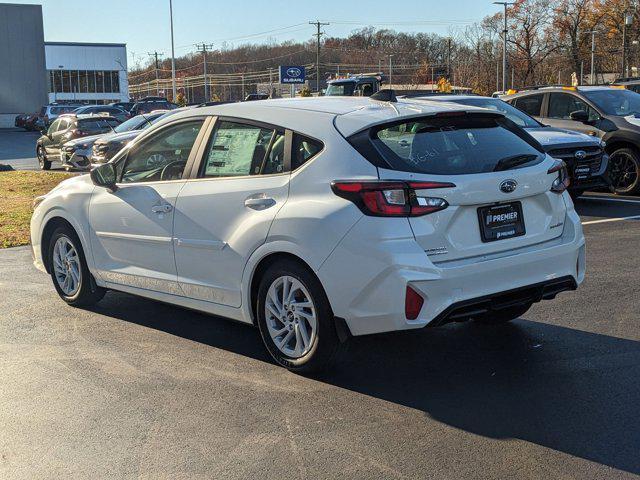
[0,3,129,128]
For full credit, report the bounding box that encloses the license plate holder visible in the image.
[477,202,526,243]
[574,164,591,179]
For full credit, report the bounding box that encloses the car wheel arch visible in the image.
[40,214,92,275]
[247,251,324,326]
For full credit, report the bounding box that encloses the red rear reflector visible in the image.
[405,286,424,320]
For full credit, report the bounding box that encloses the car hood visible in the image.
[525,126,601,149]
[94,129,141,145]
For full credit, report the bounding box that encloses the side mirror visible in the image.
[90,163,117,191]
[569,110,589,123]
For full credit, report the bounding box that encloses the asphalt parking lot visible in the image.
[1,129,640,478]
[0,129,46,171]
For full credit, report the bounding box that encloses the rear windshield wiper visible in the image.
[493,154,539,172]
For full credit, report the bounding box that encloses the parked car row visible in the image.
[16,97,178,132]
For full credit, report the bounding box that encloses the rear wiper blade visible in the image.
[493,154,539,172]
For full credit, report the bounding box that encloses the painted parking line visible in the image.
[580,196,640,205]
[582,215,640,226]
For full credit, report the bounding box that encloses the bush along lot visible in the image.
[0,171,72,248]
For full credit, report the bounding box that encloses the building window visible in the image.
[61,70,71,93]
[96,71,104,93]
[111,71,120,93]
[79,71,88,93]
[88,71,96,92]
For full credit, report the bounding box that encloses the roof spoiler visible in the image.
[370,89,397,102]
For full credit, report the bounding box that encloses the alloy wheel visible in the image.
[264,275,317,358]
[609,151,639,193]
[52,236,81,296]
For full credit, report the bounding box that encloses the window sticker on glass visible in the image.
[203,122,273,177]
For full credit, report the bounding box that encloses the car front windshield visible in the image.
[582,89,640,116]
[448,98,541,128]
[114,116,148,133]
[325,81,356,96]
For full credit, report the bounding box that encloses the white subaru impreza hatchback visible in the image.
[31,94,585,372]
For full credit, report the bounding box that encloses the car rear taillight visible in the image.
[331,180,454,217]
[548,160,570,193]
[405,285,424,320]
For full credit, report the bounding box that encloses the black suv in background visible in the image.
[36,115,120,170]
[612,77,640,93]
[73,105,129,123]
[503,86,640,194]
[130,97,178,115]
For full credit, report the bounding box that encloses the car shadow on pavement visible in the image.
[92,291,640,475]
[574,194,640,220]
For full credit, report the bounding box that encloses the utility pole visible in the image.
[447,37,452,80]
[309,20,329,93]
[169,0,176,100]
[584,30,597,85]
[622,3,633,78]
[196,43,214,102]
[241,73,245,100]
[148,51,164,96]
[269,67,273,97]
[494,2,515,92]
[388,54,394,88]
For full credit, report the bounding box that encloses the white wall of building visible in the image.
[45,42,128,103]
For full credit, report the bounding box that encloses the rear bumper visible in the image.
[429,276,577,327]
[319,203,585,336]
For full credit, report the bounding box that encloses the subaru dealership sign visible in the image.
[279,66,305,84]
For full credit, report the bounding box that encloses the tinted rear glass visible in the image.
[373,115,544,175]
[78,118,120,131]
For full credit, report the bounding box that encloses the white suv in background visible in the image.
[30,95,585,372]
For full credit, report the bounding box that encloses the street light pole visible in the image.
[494,2,515,92]
[169,0,176,100]
[584,30,597,85]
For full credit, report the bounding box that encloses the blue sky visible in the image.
[9,0,499,67]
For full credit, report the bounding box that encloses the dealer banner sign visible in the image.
[279,66,306,84]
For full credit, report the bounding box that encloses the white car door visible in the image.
[173,119,290,307]
[89,118,207,295]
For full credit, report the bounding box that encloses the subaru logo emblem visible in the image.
[287,67,301,78]
[574,150,587,160]
[500,179,518,193]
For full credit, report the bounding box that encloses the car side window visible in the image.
[292,134,323,170]
[120,120,204,183]
[548,93,598,121]
[47,119,60,135]
[513,94,544,116]
[56,119,69,133]
[200,120,278,178]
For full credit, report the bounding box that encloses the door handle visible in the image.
[151,204,173,214]
[244,196,276,210]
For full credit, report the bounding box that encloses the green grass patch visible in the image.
[0,171,74,248]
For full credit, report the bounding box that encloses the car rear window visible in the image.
[78,118,120,131]
[370,114,544,175]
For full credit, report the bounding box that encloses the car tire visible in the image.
[47,226,105,307]
[256,259,340,373]
[569,189,585,200]
[37,146,51,171]
[474,303,532,325]
[609,147,640,195]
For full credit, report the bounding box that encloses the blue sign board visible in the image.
[279,65,306,84]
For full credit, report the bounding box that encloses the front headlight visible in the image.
[32,195,46,210]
